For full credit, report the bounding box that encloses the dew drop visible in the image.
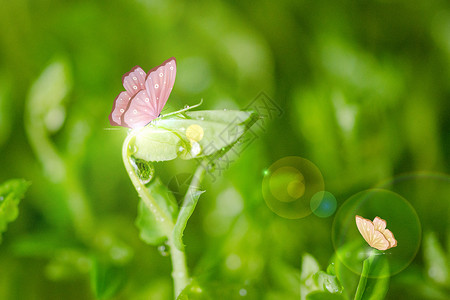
[120,109,124,113]
[133,86,137,90]
[157,245,169,257]
[128,143,138,154]
[159,73,163,77]
[145,98,149,102]
[239,288,247,296]
[154,84,159,88]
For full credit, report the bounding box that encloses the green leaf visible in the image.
[314,271,343,294]
[135,178,178,245]
[306,291,345,300]
[131,110,258,162]
[301,254,344,300]
[360,255,390,300]
[423,231,449,286]
[27,58,71,133]
[300,253,321,300]
[90,258,127,299]
[0,179,31,243]
[173,189,205,251]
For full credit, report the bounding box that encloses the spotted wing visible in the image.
[109,91,133,126]
[122,66,146,95]
[144,57,176,116]
[123,89,159,129]
[356,215,390,251]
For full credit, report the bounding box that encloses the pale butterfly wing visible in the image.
[373,216,387,232]
[123,89,159,129]
[144,57,176,116]
[109,91,133,126]
[382,228,397,248]
[122,66,146,94]
[355,215,390,251]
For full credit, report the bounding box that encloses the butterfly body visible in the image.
[355,215,397,251]
[109,57,176,129]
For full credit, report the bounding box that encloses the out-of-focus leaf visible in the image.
[135,177,178,245]
[173,189,205,251]
[0,179,30,242]
[45,248,91,281]
[177,279,253,300]
[90,258,127,299]
[300,253,321,300]
[131,110,258,162]
[423,231,449,286]
[306,291,346,300]
[27,58,71,133]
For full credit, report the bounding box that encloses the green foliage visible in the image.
[300,253,343,300]
[0,179,30,243]
[135,177,178,245]
[173,189,205,251]
[90,258,127,300]
[131,110,258,162]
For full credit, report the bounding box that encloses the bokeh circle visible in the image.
[310,191,337,218]
[332,189,421,277]
[262,156,324,219]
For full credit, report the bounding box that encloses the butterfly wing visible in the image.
[373,216,387,232]
[109,66,147,126]
[382,229,397,248]
[356,215,390,251]
[109,91,132,126]
[123,89,159,128]
[122,66,146,94]
[145,57,176,116]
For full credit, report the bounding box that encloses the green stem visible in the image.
[354,252,376,300]
[25,114,94,242]
[123,131,201,299]
[122,131,174,236]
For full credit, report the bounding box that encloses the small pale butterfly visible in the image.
[355,215,397,251]
[109,57,177,129]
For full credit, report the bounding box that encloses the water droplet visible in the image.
[158,245,169,257]
[221,147,226,151]
[137,187,141,191]
[120,109,124,113]
[128,143,138,154]
[154,84,159,88]
[179,146,185,152]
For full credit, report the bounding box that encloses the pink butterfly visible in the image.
[109,57,177,129]
[355,215,397,251]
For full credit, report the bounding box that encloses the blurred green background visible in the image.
[0,0,449,299]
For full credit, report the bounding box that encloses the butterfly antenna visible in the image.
[162,98,203,118]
